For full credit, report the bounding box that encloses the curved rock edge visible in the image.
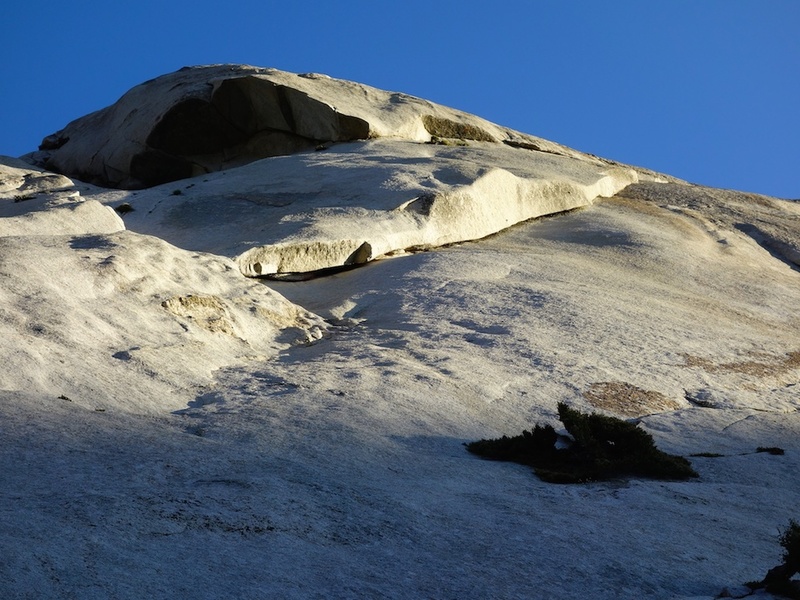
[237,166,639,277]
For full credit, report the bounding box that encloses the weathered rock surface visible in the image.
[2,66,800,600]
[0,155,74,198]
[1,156,124,236]
[0,198,124,237]
[85,138,636,276]
[29,64,636,189]
[23,65,689,275]
[0,221,326,413]
[617,181,800,271]
[1,156,77,215]
[236,159,637,277]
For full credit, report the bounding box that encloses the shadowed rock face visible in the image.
[130,77,370,187]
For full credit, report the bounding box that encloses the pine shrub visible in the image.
[466,402,698,483]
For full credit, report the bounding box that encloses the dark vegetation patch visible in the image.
[782,522,800,572]
[747,520,800,598]
[466,402,698,484]
[757,446,786,456]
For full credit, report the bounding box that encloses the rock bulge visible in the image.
[22,64,651,276]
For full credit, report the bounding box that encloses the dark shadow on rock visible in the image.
[735,222,800,272]
[130,76,370,188]
[182,391,226,411]
[69,234,118,250]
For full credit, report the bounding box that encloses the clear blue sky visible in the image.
[2,1,798,198]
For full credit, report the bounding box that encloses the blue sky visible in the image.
[2,1,798,198]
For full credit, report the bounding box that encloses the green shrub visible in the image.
[750,520,800,598]
[466,402,698,483]
[780,520,800,572]
[757,446,786,455]
[465,424,558,466]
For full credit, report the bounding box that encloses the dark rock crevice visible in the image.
[127,77,370,188]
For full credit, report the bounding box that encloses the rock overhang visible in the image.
[21,64,657,276]
[91,137,639,277]
[29,64,591,190]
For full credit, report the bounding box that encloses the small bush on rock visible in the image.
[781,521,800,572]
[466,402,698,483]
[748,520,800,598]
[757,446,786,455]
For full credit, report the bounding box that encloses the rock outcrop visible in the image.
[79,135,639,277]
[20,65,677,275]
[0,168,328,412]
[30,64,595,189]
[0,156,74,197]
[3,65,800,600]
[236,160,638,277]
[0,157,123,236]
